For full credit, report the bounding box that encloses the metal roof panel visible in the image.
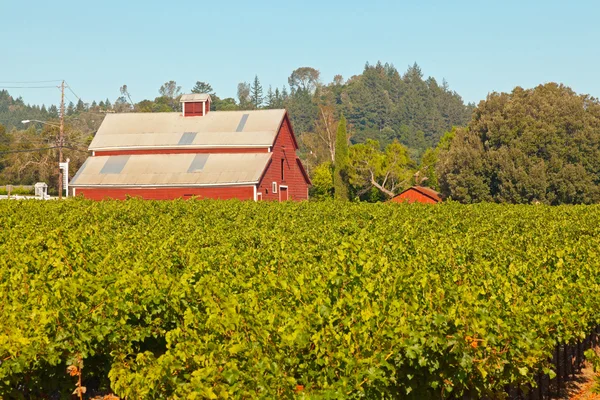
[71,153,270,187]
[89,110,285,150]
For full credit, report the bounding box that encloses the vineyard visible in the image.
[1,199,600,399]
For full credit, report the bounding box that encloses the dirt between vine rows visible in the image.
[562,347,600,400]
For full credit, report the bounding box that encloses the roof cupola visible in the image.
[181,93,211,117]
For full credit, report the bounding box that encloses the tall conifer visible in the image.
[334,115,349,201]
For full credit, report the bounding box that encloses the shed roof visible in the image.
[180,93,211,102]
[70,153,270,187]
[395,186,443,203]
[88,109,287,151]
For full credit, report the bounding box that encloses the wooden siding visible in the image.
[257,115,309,201]
[94,148,269,156]
[184,101,208,117]
[76,186,254,201]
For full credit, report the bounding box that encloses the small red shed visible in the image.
[70,94,311,201]
[390,186,442,204]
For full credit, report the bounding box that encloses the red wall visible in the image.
[95,148,269,156]
[391,189,439,204]
[76,186,254,201]
[257,116,309,201]
[184,101,208,116]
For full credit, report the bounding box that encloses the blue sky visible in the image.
[0,0,597,108]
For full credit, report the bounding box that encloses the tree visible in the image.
[315,105,337,162]
[265,86,275,109]
[66,101,75,116]
[215,98,238,111]
[288,67,320,94]
[48,105,59,119]
[310,162,334,200]
[158,81,182,111]
[437,83,600,204]
[76,99,86,113]
[333,115,349,201]
[349,139,413,198]
[250,75,264,109]
[237,82,251,110]
[120,85,135,109]
[191,81,214,95]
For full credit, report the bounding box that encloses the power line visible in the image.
[65,83,82,102]
[0,86,58,89]
[0,80,62,84]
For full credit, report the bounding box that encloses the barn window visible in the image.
[272,182,278,193]
[281,159,285,181]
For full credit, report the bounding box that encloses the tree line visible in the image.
[1,67,599,204]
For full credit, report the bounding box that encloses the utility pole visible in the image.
[59,80,65,199]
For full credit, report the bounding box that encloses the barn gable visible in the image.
[256,115,310,201]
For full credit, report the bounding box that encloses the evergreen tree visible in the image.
[66,101,75,116]
[334,115,349,201]
[76,99,86,113]
[250,75,263,109]
[191,81,214,95]
[274,88,282,108]
[48,105,58,118]
[281,86,289,102]
[266,86,275,109]
[105,99,112,110]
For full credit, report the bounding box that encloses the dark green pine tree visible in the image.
[274,88,282,108]
[48,105,59,118]
[66,101,75,116]
[334,115,349,201]
[76,99,86,113]
[191,81,214,95]
[250,75,263,109]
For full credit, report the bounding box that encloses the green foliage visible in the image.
[309,162,334,200]
[334,115,349,200]
[340,62,472,157]
[250,75,264,109]
[438,83,600,204]
[349,139,413,199]
[0,187,34,195]
[1,200,600,398]
[191,81,214,95]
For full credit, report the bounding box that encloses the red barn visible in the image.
[70,94,311,201]
[390,186,442,204]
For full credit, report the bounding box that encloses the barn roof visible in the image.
[395,186,443,203]
[88,109,287,151]
[70,153,271,187]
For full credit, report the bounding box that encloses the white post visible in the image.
[59,159,70,198]
[202,101,206,116]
